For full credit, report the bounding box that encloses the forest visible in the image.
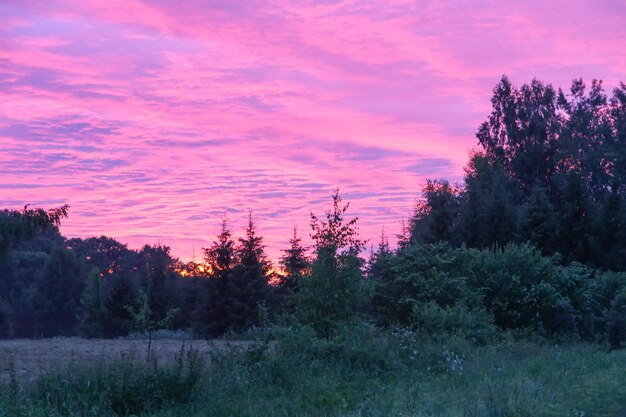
[1,76,625,346]
[1,77,626,416]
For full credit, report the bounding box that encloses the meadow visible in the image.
[1,328,625,417]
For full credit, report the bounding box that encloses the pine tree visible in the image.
[279,226,309,292]
[367,228,393,281]
[227,212,270,332]
[193,218,236,338]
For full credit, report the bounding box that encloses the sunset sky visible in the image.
[1,0,625,261]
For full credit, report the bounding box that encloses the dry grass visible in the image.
[0,337,254,383]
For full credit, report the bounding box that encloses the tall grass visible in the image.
[0,346,203,417]
[1,328,625,417]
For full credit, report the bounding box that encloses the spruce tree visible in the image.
[193,218,236,338]
[279,226,309,292]
[228,212,270,332]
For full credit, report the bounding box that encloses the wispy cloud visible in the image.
[1,0,624,259]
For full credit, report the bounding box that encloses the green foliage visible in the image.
[468,243,566,334]
[292,248,367,338]
[278,226,309,293]
[79,270,107,338]
[31,246,86,337]
[414,77,626,271]
[102,276,137,338]
[139,244,181,324]
[126,291,179,335]
[411,302,496,343]
[409,180,460,245]
[291,190,367,338]
[0,205,69,254]
[1,346,203,417]
[372,243,478,325]
[520,185,557,253]
[606,289,626,350]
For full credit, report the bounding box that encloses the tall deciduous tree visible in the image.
[32,246,85,337]
[0,205,69,254]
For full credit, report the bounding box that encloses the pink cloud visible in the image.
[1,0,624,261]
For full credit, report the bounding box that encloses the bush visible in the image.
[371,243,479,327]
[411,302,496,344]
[468,243,567,335]
[606,289,626,350]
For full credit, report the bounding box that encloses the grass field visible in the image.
[1,330,625,417]
[0,337,254,383]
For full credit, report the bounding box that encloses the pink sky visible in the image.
[1,0,625,261]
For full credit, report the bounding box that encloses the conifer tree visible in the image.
[367,228,392,279]
[193,218,236,338]
[279,226,309,292]
[227,212,270,332]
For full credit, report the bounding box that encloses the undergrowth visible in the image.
[1,327,625,417]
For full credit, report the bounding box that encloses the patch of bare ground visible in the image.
[0,338,260,383]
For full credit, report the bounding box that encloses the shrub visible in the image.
[371,242,478,327]
[468,243,567,335]
[411,301,496,344]
[606,289,626,350]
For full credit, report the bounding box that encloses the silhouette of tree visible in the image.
[227,212,270,332]
[279,226,309,292]
[194,218,236,338]
[31,246,85,337]
[0,205,68,254]
[409,180,460,245]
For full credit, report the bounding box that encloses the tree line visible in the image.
[0,76,625,348]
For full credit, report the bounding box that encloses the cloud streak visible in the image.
[1,0,624,260]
